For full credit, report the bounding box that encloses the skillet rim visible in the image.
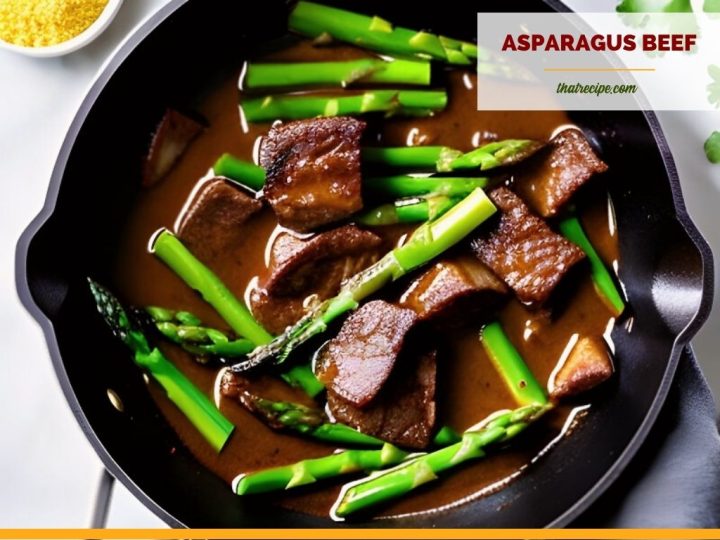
[14,0,715,528]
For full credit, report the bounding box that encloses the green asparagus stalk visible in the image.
[480,322,549,407]
[145,307,324,397]
[440,139,544,172]
[241,90,447,123]
[332,403,550,517]
[231,188,496,372]
[145,306,255,359]
[289,1,447,60]
[440,35,479,59]
[235,388,385,447]
[280,364,326,398]
[87,279,234,452]
[234,443,408,495]
[364,175,488,198]
[356,195,459,226]
[362,146,459,169]
[244,58,431,89]
[363,140,541,172]
[558,216,626,316]
[443,48,472,65]
[213,154,266,191]
[432,425,462,446]
[151,230,273,347]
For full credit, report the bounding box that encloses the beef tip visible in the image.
[316,300,418,408]
[249,225,382,334]
[177,177,262,263]
[143,108,205,187]
[469,187,585,305]
[399,255,507,323]
[263,224,382,296]
[514,129,608,217]
[260,117,366,232]
[550,336,614,400]
[327,349,436,449]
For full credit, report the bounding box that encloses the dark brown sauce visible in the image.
[114,40,618,519]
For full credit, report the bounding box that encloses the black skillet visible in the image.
[15,0,714,528]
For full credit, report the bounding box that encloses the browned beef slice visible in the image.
[327,349,436,449]
[400,255,507,322]
[260,117,366,232]
[176,178,262,262]
[550,336,614,400]
[470,187,585,305]
[316,300,418,408]
[263,225,382,296]
[514,129,608,217]
[143,108,205,187]
[249,225,382,334]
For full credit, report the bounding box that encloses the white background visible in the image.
[0,0,717,527]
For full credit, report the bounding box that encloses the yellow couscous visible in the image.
[0,0,108,47]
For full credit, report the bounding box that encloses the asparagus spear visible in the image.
[362,146,459,169]
[87,279,234,452]
[440,35,479,59]
[332,403,550,517]
[234,443,408,495]
[234,386,385,447]
[145,307,324,398]
[432,425,462,446]
[363,140,541,172]
[152,230,273,347]
[558,216,626,316]
[244,58,431,89]
[443,48,472,66]
[231,187,496,372]
[289,1,446,60]
[441,139,544,172]
[145,306,255,359]
[480,322,549,407]
[356,195,459,226]
[280,364,326,399]
[241,90,447,123]
[213,154,265,191]
[364,175,488,198]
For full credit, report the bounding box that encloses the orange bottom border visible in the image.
[0,529,719,540]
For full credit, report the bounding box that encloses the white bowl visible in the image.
[0,0,124,58]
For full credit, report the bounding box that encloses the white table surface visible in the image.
[0,0,717,528]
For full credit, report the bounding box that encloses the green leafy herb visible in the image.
[704,0,720,13]
[705,131,720,164]
[617,0,692,12]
